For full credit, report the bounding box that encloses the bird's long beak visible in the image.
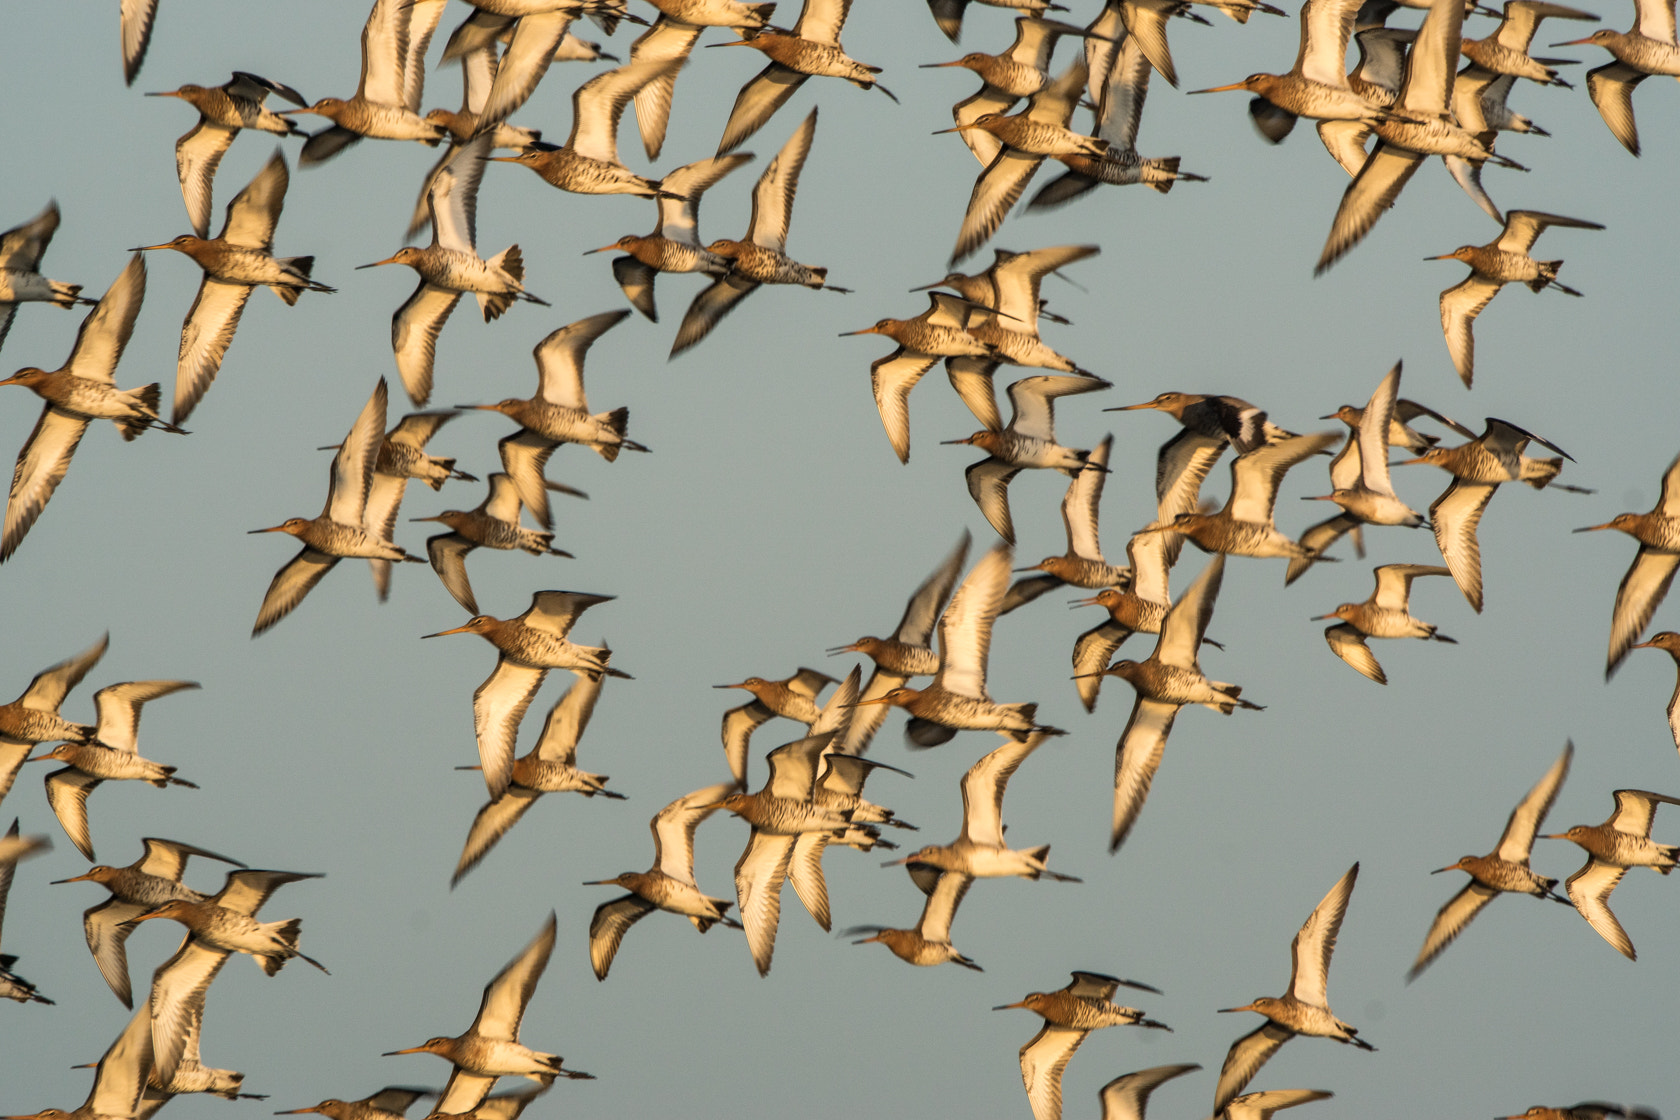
[704,37,758,46]
[582,244,621,255]
[1300,494,1335,502]
[1537,833,1569,840]
[878,855,912,866]
[991,1000,1030,1010]
[129,243,175,252]
[580,879,619,886]
[908,280,948,291]
[409,515,445,523]
[1550,35,1597,45]
[1070,597,1103,609]
[454,404,502,411]
[1630,639,1661,650]
[1216,1003,1257,1013]
[1423,253,1460,260]
[826,643,861,655]
[484,155,526,163]
[940,437,977,446]
[274,1109,326,1115]
[713,682,749,690]
[20,753,54,763]
[1395,456,1427,467]
[355,256,403,269]
[931,123,981,134]
[1572,522,1615,532]
[1103,401,1159,411]
[695,801,729,812]
[248,525,290,534]
[145,89,183,98]
[850,696,895,706]
[1309,612,1339,620]
[1188,82,1250,94]
[919,60,968,68]
[421,623,476,638]
[838,326,881,337]
[1429,864,1460,874]
[50,871,98,884]
[381,1046,430,1057]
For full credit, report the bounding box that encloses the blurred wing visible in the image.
[3,406,89,562]
[1316,141,1423,274]
[966,457,1021,545]
[1585,62,1647,155]
[1495,740,1572,861]
[588,893,657,980]
[746,107,816,251]
[935,541,1011,698]
[1156,553,1222,669]
[1287,862,1359,1006]
[533,672,603,764]
[1063,437,1112,559]
[470,912,557,1040]
[392,281,463,407]
[1098,1063,1201,1120]
[252,548,338,635]
[175,123,238,239]
[174,278,255,425]
[735,831,796,976]
[652,781,736,882]
[672,275,759,356]
[1429,479,1494,613]
[719,64,807,158]
[85,897,148,1008]
[1407,880,1497,980]
[427,533,479,614]
[1608,548,1680,675]
[787,832,833,930]
[952,150,1043,265]
[478,10,573,128]
[1325,623,1385,684]
[45,767,101,860]
[452,786,541,886]
[1073,620,1134,712]
[1213,1022,1295,1116]
[1111,698,1177,853]
[1439,273,1501,388]
[327,379,387,525]
[149,939,230,1086]
[219,151,288,250]
[1567,859,1632,958]
[471,661,547,799]
[1019,1024,1087,1120]
[871,351,938,464]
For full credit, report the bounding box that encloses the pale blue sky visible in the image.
[1,1,1676,1118]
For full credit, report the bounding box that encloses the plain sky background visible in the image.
[1,1,1677,1118]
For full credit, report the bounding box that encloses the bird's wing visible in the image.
[611,255,660,322]
[722,700,774,789]
[795,0,852,42]
[45,767,101,860]
[532,673,603,766]
[1213,1022,1296,1116]
[400,0,448,111]
[1228,431,1339,525]
[1007,374,1107,442]
[92,680,198,754]
[1111,697,1178,852]
[478,10,573,127]
[218,150,288,251]
[173,277,255,424]
[587,893,657,980]
[429,134,490,255]
[735,831,796,976]
[1121,0,1182,87]
[253,548,339,635]
[765,732,835,801]
[17,633,108,712]
[1585,62,1647,155]
[3,406,90,562]
[1496,210,1605,255]
[427,533,479,614]
[522,590,613,638]
[469,912,557,1040]
[893,532,972,645]
[0,202,59,271]
[1287,862,1358,1006]
[433,1070,496,1117]
[1438,265,1504,391]
[571,59,682,164]
[1495,740,1573,861]
[958,734,1041,847]
[656,153,755,246]
[652,781,736,883]
[1636,0,1677,44]
[90,1005,154,1120]
[952,84,1012,167]
[471,660,548,800]
[326,379,387,526]
[673,275,760,357]
[1396,0,1464,114]
[966,457,1023,545]
[993,244,1099,325]
[1659,449,1680,516]
[498,429,561,530]
[945,356,1002,433]
[392,281,463,408]
[1354,362,1401,494]
[935,540,1011,699]
[871,350,938,464]
[174,123,238,240]
[1097,1063,1201,1120]
[1074,620,1135,712]
[1155,553,1222,669]
[1019,1024,1088,1120]
[746,107,816,252]
[1027,57,1090,124]
[1370,563,1449,612]
[1428,479,1493,612]
[212,868,320,915]
[1325,623,1385,684]
[1061,436,1112,560]
[1155,429,1226,522]
[358,0,409,104]
[60,256,144,387]
[1566,859,1632,958]
[1285,510,1359,586]
[1297,0,1363,85]
[628,20,701,160]
[1226,1089,1335,1120]
[1609,787,1680,836]
[1406,879,1498,980]
[1317,141,1424,274]
[84,897,148,1008]
[787,832,833,930]
[149,938,230,1085]
[916,868,973,941]
[452,786,541,886]
[533,309,629,408]
[1317,119,1372,176]
[952,149,1045,264]
[1608,548,1680,674]
[719,64,808,158]
[1094,36,1152,153]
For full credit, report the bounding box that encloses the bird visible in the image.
[458,309,646,530]
[841,291,998,463]
[250,379,422,635]
[2,253,184,564]
[0,819,52,1004]
[1316,564,1456,684]
[1461,0,1599,85]
[1151,431,1342,560]
[487,59,682,197]
[925,0,1066,44]
[714,731,855,975]
[1088,554,1261,852]
[1555,0,1680,154]
[714,0,893,157]
[146,72,308,238]
[583,780,741,979]
[452,671,625,886]
[283,0,449,165]
[0,202,92,353]
[36,679,201,860]
[854,540,1050,745]
[422,590,626,798]
[624,16,707,163]
[948,374,1110,544]
[845,867,979,969]
[924,15,1091,167]
[51,837,245,1008]
[415,473,574,615]
[1498,1106,1661,1120]
[830,531,970,753]
[1409,740,1572,980]
[1225,1090,1337,1120]
[0,634,106,809]
[1301,363,1424,528]
[1427,210,1605,387]
[1095,1064,1201,1120]
[3,1002,154,1120]
[1212,863,1374,1115]
[358,135,547,408]
[884,730,1080,882]
[1317,0,1525,274]
[120,0,163,86]
[355,410,479,602]
[715,669,836,787]
[943,59,1105,263]
[383,913,593,1100]
[436,3,590,139]
[1543,788,1680,958]
[1005,972,1172,1120]
[122,979,263,1115]
[135,149,334,426]
[1627,631,1680,753]
[673,108,851,357]
[274,1087,433,1120]
[1575,449,1680,676]
[138,869,327,1083]
[587,152,754,322]
[1006,437,1129,613]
